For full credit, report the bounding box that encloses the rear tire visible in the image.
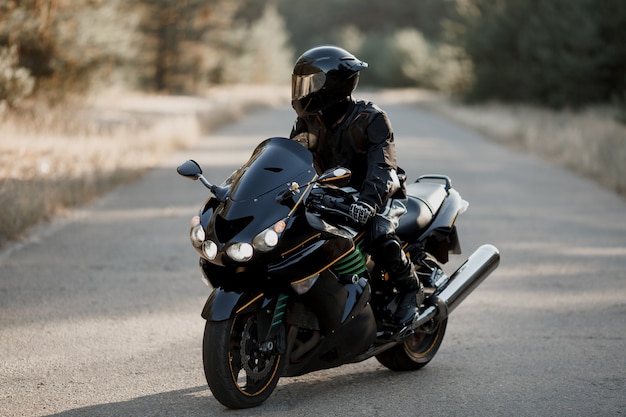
[375,317,447,371]
[203,313,282,409]
[375,253,448,371]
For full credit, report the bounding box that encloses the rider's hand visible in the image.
[349,201,376,224]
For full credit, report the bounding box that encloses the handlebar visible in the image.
[305,187,358,225]
[321,194,352,214]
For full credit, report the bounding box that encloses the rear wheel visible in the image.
[203,313,283,409]
[375,252,449,371]
[375,317,447,371]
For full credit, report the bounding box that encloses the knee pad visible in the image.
[371,237,406,269]
[381,239,404,262]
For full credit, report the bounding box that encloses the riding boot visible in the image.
[391,261,421,326]
[370,233,421,326]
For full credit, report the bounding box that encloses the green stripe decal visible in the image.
[333,243,367,276]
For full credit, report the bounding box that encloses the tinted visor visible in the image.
[292,72,326,100]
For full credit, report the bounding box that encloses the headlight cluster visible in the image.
[190,216,287,263]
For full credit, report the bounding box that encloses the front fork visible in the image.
[260,294,289,354]
[200,288,289,356]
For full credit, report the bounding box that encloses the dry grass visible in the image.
[0,85,289,248]
[416,96,626,198]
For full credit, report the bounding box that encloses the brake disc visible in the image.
[240,317,276,380]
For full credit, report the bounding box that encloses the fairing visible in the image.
[199,137,355,289]
[202,137,317,264]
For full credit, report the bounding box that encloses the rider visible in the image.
[289,45,421,326]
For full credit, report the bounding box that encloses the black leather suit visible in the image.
[290,98,417,292]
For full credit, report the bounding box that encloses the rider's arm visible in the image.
[358,111,400,212]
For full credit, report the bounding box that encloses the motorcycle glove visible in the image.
[349,201,376,224]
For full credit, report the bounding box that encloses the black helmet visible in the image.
[292,45,368,117]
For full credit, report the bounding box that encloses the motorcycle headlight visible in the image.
[202,240,218,260]
[226,242,254,262]
[254,229,278,249]
[253,219,286,252]
[190,216,205,247]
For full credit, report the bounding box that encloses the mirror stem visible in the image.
[197,174,213,190]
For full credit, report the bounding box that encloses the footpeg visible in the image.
[431,268,449,289]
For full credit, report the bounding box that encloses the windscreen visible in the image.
[229,137,315,202]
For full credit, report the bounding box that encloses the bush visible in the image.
[213,5,293,85]
[0,0,139,101]
[349,28,471,94]
[394,29,472,94]
[453,0,626,107]
[0,45,34,108]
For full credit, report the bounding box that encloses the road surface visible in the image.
[1,95,625,416]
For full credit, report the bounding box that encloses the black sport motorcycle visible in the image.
[177,137,500,409]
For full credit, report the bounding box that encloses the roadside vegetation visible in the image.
[0,87,287,248]
[420,98,626,197]
[1,0,624,247]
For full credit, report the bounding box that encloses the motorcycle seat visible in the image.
[406,182,447,214]
[397,182,447,238]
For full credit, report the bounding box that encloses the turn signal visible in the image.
[291,274,319,295]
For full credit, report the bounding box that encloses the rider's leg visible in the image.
[368,216,421,326]
[378,238,421,325]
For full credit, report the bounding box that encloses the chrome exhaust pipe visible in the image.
[433,244,500,320]
[412,244,500,328]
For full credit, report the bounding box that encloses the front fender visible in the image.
[201,288,269,321]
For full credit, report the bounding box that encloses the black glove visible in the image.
[349,201,376,224]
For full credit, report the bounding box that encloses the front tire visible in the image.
[203,313,283,409]
[375,317,447,371]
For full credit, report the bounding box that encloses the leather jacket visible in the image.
[290,99,404,212]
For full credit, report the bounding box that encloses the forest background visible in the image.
[1,0,625,246]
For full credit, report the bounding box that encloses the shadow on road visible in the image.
[44,386,210,417]
[44,366,419,416]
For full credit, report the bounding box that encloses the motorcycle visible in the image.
[177,137,500,409]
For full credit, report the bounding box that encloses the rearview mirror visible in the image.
[177,160,202,179]
[317,167,351,187]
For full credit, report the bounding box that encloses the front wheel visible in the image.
[375,317,447,371]
[203,313,283,409]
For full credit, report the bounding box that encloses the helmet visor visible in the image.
[292,72,326,100]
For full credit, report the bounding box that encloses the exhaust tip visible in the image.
[433,244,500,320]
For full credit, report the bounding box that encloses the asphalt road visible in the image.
[1,96,625,416]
